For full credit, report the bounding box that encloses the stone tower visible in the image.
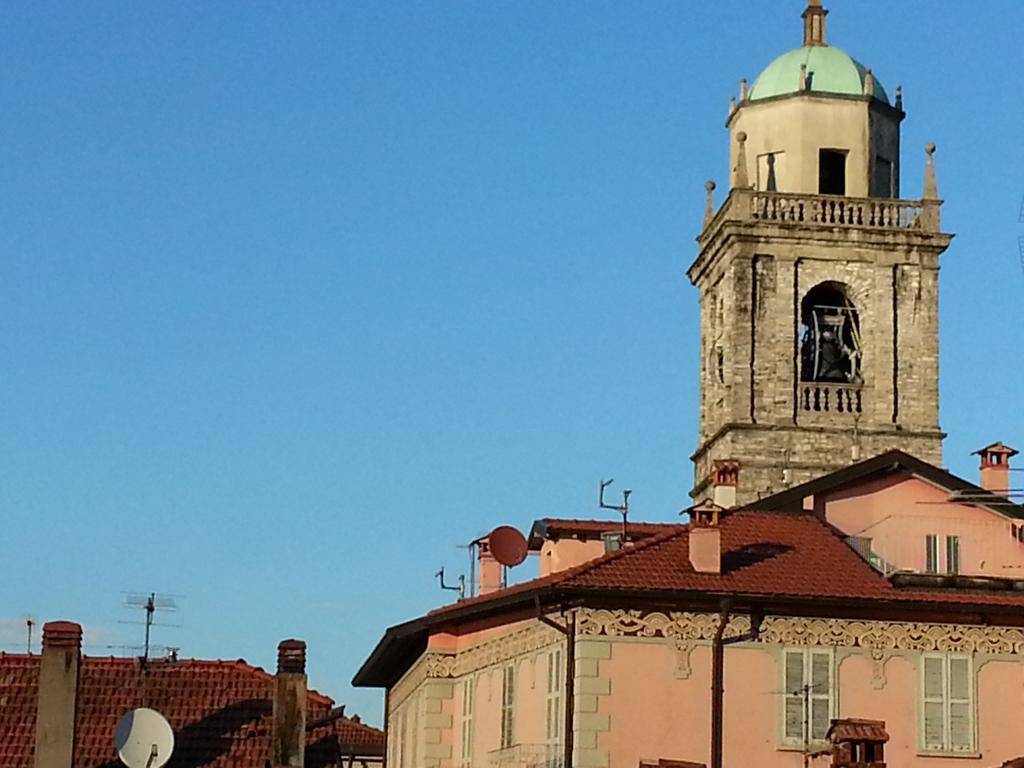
[689,1,953,505]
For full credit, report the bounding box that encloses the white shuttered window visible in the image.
[545,648,563,767]
[921,654,975,753]
[782,648,835,747]
[500,664,516,749]
[460,676,475,768]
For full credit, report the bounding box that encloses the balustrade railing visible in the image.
[800,383,863,415]
[699,188,941,243]
[751,192,923,229]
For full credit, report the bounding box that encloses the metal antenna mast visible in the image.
[120,593,182,665]
[599,479,632,538]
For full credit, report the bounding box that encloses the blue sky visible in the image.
[1,1,1022,723]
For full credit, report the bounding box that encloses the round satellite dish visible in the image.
[488,525,528,567]
[114,708,175,768]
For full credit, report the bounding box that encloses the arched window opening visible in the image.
[800,282,862,383]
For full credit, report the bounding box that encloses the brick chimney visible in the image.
[271,639,307,768]
[973,442,1018,497]
[34,621,82,768]
[688,502,722,574]
[477,538,502,595]
[711,461,739,509]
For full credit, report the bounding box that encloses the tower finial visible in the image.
[923,143,938,200]
[732,132,750,190]
[802,0,828,47]
[703,181,716,228]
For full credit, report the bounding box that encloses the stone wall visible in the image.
[689,199,951,505]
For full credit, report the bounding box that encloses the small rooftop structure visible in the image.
[827,718,889,768]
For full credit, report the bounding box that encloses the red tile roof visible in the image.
[432,510,1024,617]
[0,654,382,768]
[358,507,1024,687]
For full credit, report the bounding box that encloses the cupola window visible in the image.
[800,282,862,383]
[818,149,847,195]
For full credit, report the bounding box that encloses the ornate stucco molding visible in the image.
[410,623,563,690]
[577,608,1024,656]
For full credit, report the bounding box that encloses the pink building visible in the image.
[355,449,1024,768]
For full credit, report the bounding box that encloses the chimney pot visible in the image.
[973,442,1018,498]
[41,621,82,651]
[477,538,503,595]
[712,460,740,509]
[277,639,306,675]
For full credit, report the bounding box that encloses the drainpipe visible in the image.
[711,599,762,768]
[536,599,576,768]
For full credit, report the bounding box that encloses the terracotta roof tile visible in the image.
[0,654,382,768]
[433,510,1024,617]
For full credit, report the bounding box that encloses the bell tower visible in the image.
[689,1,953,505]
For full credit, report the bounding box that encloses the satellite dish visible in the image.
[488,525,528,567]
[115,708,175,768]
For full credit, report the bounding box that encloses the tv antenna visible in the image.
[435,568,466,600]
[120,593,183,664]
[114,707,175,768]
[24,616,36,654]
[599,478,631,538]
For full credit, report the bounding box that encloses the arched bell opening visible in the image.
[800,282,863,384]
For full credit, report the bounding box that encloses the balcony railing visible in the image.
[800,383,863,415]
[751,191,924,229]
[699,188,942,245]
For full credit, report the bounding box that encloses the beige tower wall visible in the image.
[729,94,901,198]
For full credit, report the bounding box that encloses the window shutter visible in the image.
[809,651,833,740]
[784,651,805,742]
[922,656,946,751]
[948,657,973,751]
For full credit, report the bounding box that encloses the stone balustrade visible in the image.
[800,383,863,415]
[700,188,941,241]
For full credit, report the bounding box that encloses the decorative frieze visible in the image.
[413,623,563,688]
[577,608,1024,656]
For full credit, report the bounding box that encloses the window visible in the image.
[921,654,975,753]
[545,648,563,766]
[460,677,475,768]
[782,648,835,747]
[925,535,939,574]
[946,536,960,575]
[799,282,862,384]
[818,149,847,195]
[500,664,516,749]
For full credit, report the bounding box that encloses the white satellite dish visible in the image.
[114,708,175,768]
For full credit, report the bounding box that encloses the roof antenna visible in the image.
[120,593,183,668]
[435,568,466,600]
[24,617,35,654]
[599,479,631,539]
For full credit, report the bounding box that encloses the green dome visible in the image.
[748,46,888,104]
